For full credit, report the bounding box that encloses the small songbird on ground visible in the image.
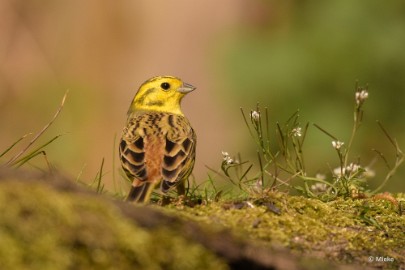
[119,76,196,203]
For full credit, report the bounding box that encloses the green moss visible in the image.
[0,181,228,270]
[171,192,405,268]
[1,172,403,269]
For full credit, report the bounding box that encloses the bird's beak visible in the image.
[177,82,196,94]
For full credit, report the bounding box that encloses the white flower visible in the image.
[333,167,343,177]
[250,179,263,194]
[250,110,260,122]
[355,90,369,105]
[332,140,344,150]
[292,127,302,137]
[225,157,234,164]
[311,183,327,192]
[346,163,360,173]
[315,173,326,180]
[363,167,376,178]
[222,151,234,165]
[333,163,370,178]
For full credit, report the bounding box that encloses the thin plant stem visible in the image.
[372,123,404,194]
[344,108,359,168]
[11,134,63,167]
[6,90,68,166]
[0,133,31,159]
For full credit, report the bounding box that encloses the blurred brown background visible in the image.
[1,0,404,192]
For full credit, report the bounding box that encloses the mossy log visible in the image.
[0,168,401,269]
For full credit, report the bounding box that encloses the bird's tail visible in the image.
[126,182,154,203]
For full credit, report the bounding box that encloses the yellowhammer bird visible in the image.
[119,76,196,203]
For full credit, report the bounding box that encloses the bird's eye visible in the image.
[161,82,170,90]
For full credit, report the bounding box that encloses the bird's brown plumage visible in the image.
[119,111,196,202]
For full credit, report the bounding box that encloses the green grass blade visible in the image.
[0,133,31,158]
[6,91,68,165]
[12,134,63,167]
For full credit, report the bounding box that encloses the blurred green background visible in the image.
[1,0,404,192]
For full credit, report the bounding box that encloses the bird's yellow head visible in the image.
[128,76,196,115]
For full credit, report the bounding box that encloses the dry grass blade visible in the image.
[265,107,270,142]
[313,123,338,141]
[13,134,63,167]
[0,133,31,159]
[376,120,396,149]
[95,158,105,193]
[372,149,391,170]
[6,90,69,166]
[300,122,310,146]
[257,151,264,186]
[372,152,404,194]
[240,107,254,139]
